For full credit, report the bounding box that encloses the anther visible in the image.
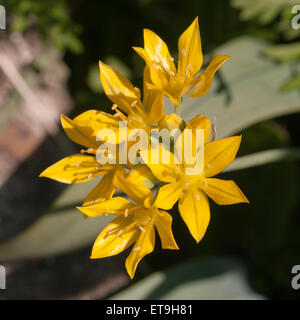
[139,226,146,233]
[111,104,118,111]
[152,64,159,71]
[133,87,141,98]
[132,246,141,252]
[116,229,124,237]
[75,161,82,167]
[168,56,174,62]
[181,48,187,56]
[184,182,190,190]
[113,112,122,118]
[131,100,137,107]
[124,208,129,217]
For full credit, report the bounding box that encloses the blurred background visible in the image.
[0,0,300,299]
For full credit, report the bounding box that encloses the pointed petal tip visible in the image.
[60,113,71,128]
[192,16,199,24]
[38,171,45,178]
[60,113,67,122]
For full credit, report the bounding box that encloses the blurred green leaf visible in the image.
[264,43,300,63]
[171,37,300,138]
[111,257,264,300]
[0,178,112,261]
[281,74,300,92]
[225,147,300,172]
[231,0,287,25]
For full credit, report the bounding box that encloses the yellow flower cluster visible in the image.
[40,17,248,279]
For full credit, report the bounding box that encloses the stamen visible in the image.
[185,64,191,76]
[195,193,200,201]
[111,104,118,111]
[167,56,174,62]
[181,48,187,56]
[75,161,82,167]
[133,87,141,98]
[116,229,124,237]
[169,70,175,76]
[203,179,208,187]
[184,182,190,190]
[124,208,129,217]
[132,246,141,252]
[152,64,159,71]
[87,173,93,180]
[104,209,109,216]
[113,112,122,118]
[131,100,138,107]
[139,226,146,233]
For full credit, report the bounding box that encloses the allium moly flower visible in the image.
[39,110,154,206]
[141,123,249,243]
[98,61,184,135]
[77,169,178,278]
[133,17,230,105]
[39,111,123,205]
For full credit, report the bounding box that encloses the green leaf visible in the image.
[281,74,300,92]
[110,257,264,300]
[264,43,300,63]
[169,36,300,138]
[0,178,113,261]
[224,148,300,173]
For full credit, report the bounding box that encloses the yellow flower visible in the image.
[133,17,230,105]
[77,169,178,278]
[141,131,249,243]
[98,61,182,134]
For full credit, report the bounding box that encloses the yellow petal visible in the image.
[73,110,101,126]
[133,46,169,92]
[175,115,211,165]
[143,29,176,73]
[114,170,153,206]
[61,114,98,149]
[187,55,230,97]
[91,216,139,259]
[204,136,242,177]
[178,17,203,78]
[78,196,135,217]
[158,113,186,131]
[125,224,155,278]
[90,111,128,144]
[186,114,212,144]
[39,154,110,184]
[140,145,179,183]
[155,210,179,250]
[178,190,210,243]
[203,178,249,205]
[143,70,164,123]
[83,171,116,206]
[127,164,156,190]
[154,182,183,210]
[99,60,144,117]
